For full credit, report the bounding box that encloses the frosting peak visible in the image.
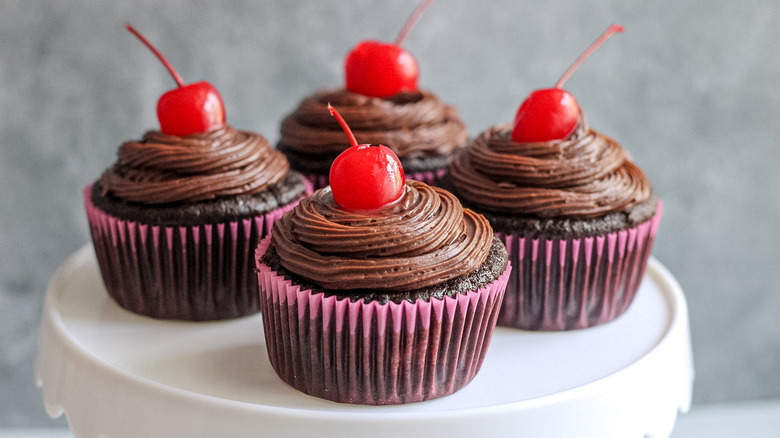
[449,119,652,218]
[270,180,493,292]
[100,125,289,205]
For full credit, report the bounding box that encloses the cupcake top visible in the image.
[277,89,467,167]
[268,179,494,293]
[99,125,290,205]
[449,117,653,220]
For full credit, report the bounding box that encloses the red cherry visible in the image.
[328,105,406,210]
[512,88,579,142]
[157,81,225,137]
[344,0,434,98]
[126,24,226,136]
[345,41,419,98]
[511,24,624,143]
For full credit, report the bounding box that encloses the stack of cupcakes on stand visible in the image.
[448,25,662,331]
[255,105,511,405]
[85,25,310,321]
[276,0,467,190]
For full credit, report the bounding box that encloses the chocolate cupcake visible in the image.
[256,106,509,404]
[86,126,309,321]
[84,25,310,321]
[277,1,467,190]
[447,25,661,331]
[278,89,467,190]
[448,121,660,331]
[256,181,509,405]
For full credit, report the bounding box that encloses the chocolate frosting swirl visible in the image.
[100,125,289,205]
[278,89,468,159]
[270,180,493,292]
[449,119,652,219]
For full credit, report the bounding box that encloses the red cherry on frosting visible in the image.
[126,24,226,137]
[344,0,434,98]
[156,81,225,137]
[328,104,406,210]
[511,24,624,143]
[345,41,419,98]
[511,88,580,142]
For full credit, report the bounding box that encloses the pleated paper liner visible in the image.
[302,168,447,192]
[497,201,663,331]
[84,185,305,321]
[255,236,511,405]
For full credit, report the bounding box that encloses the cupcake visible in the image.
[447,24,661,331]
[84,25,309,321]
[255,106,510,405]
[277,1,467,190]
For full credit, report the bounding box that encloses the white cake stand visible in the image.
[37,245,694,438]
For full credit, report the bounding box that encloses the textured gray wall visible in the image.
[2,0,779,427]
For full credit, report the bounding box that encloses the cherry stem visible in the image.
[328,104,359,148]
[125,23,186,88]
[394,0,436,46]
[555,24,624,89]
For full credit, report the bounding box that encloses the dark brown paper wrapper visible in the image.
[84,185,303,321]
[255,236,511,405]
[497,201,663,331]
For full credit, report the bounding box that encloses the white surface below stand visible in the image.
[36,245,694,438]
[14,400,780,438]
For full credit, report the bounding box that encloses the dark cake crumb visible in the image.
[439,174,659,239]
[277,142,455,176]
[260,237,508,304]
[90,171,308,226]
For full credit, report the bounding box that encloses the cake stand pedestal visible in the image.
[37,245,694,438]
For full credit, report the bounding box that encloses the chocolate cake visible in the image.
[277,89,467,189]
[85,125,309,321]
[255,180,510,405]
[448,120,661,331]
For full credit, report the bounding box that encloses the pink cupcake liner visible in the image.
[301,173,328,191]
[84,185,305,321]
[302,168,447,192]
[496,201,663,331]
[255,236,511,405]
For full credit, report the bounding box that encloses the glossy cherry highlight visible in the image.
[511,24,624,143]
[344,0,435,98]
[328,105,406,210]
[126,24,226,137]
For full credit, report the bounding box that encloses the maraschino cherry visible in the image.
[328,104,405,210]
[511,24,624,143]
[344,0,435,98]
[126,24,226,137]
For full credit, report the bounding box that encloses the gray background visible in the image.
[1,0,779,427]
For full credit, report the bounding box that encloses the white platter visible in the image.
[37,245,693,438]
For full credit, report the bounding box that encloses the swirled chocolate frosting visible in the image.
[449,119,652,219]
[278,89,467,164]
[269,180,494,292]
[99,125,289,205]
